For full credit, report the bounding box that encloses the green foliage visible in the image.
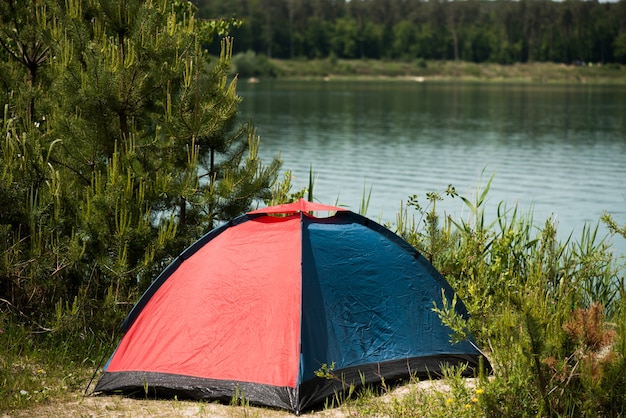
[613,32,626,64]
[192,0,626,64]
[314,362,337,380]
[231,50,277,78]
[229,385,250,408]
[602,210,626,241]
[432,291,472,346]
[397,177,626,417]
[313,361,363,414]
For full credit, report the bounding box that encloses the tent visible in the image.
[95,198,488,413]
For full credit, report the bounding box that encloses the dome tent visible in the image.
[95,198,488,413]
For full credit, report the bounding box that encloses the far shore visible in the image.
[258,58,626,84]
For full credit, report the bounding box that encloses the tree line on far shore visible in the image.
[194,0,626,65]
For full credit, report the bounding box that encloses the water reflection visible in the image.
[238,80,626,256]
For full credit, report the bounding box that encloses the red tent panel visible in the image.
[105,215,303,387]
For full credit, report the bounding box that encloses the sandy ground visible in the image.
[2,379,467,418]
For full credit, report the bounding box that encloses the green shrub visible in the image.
[231,50,278,78]
[395,177,626,417]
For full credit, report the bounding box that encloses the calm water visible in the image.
[237,80,626,257]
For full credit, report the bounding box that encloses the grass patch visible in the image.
[0,328,95,413]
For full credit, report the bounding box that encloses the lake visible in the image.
[237,79,626,258]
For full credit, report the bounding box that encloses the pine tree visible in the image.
[0,0,280,326]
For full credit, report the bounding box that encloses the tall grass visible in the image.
[394,179,626,417]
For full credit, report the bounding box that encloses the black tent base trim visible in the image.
[95,371,300,413]
[94,354,488,414]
